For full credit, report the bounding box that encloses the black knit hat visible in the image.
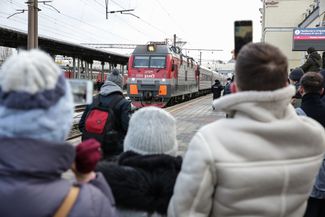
[289,68,304,81]
[307,47,316,54]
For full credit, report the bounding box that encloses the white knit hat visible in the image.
[0,49,74,142]
[123,106,178,156]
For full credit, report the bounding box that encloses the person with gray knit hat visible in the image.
[96,106,182,217]
[108,63,123,89]
[79,62,131,160]
[0,50,117,217]
[124,106,178,156]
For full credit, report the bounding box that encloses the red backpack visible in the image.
[82,95,123,155]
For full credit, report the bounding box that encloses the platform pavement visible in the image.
[165,94,226,155]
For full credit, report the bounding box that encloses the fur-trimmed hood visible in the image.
[97,151,182,216]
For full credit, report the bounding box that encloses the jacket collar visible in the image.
[302,93,323,104]
[118,151,182,171]
[0,137,75,177]
[212,85,296,121]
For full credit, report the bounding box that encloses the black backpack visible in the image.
[82,95,124,155]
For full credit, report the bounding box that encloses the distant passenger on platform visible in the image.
[289,67,304,108]
[296,72,325,217]
[222,75,234,96]
[96,106,182,217]
[79,67,131,161]
[168,43,325,217]
[0,50,117,217]
[211,79,224,100]
[300,47,322,73]
[295,72,325,126]
[112,63,120,75]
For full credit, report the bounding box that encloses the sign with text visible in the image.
[293,28,325,51]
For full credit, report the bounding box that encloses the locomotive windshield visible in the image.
[133,55,166,69]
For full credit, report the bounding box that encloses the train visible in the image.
[62,67,128,90]
[127,42,227,108]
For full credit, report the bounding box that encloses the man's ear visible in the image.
[298,86,304,96]
[320,88,324,95]
[231,82,238,93]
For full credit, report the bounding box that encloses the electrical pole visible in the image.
[173,34,176,47]
[27,0,38,49]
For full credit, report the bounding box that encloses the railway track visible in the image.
[67,105,86,140]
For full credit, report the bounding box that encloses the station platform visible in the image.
[165,94,225,155]
[69,94,226,155]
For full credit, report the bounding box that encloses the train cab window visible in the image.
[150,56,166,68]
[133,56,150,68]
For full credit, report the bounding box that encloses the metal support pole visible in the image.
[72,57,76,78]
[34,0,38,48]
[85,62,89,79]
[27,0,38,49]
[90,62,93,81]
[173,34,176,47]
[101,62,105,82]
[77,59,80,79]
[27,1,35,49]
[109,63,112,73]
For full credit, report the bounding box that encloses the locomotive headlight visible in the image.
[131,78,135,81]
[162,78,166,82]
[147,44,155,52]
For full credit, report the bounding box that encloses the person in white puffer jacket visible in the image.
[168,42,325,217]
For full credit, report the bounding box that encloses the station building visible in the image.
[261,0,324,69]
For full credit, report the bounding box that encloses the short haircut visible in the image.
[300,72,324,94]
[235,42,288,91]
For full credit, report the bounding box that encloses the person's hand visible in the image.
[71,163,96,183]
[72,139,101,183]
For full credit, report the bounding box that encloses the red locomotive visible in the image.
[127,42,225,108]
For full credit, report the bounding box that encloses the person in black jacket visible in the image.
[296,72,325,127]
[79,70,131,159]
[96,106,182,217]
[211,79,224,100]
[223,75,234,96]
[299,72,325,217]
[300,47,322,73]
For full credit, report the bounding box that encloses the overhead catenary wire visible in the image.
[154,0,186,35]
[3,0,131,42]
[2,0,172,46]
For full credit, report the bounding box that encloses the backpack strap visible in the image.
[106,94,125,109]
[53,186,80,217]
[93,95,101,107]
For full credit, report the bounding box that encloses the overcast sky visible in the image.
[0,0,262,63]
